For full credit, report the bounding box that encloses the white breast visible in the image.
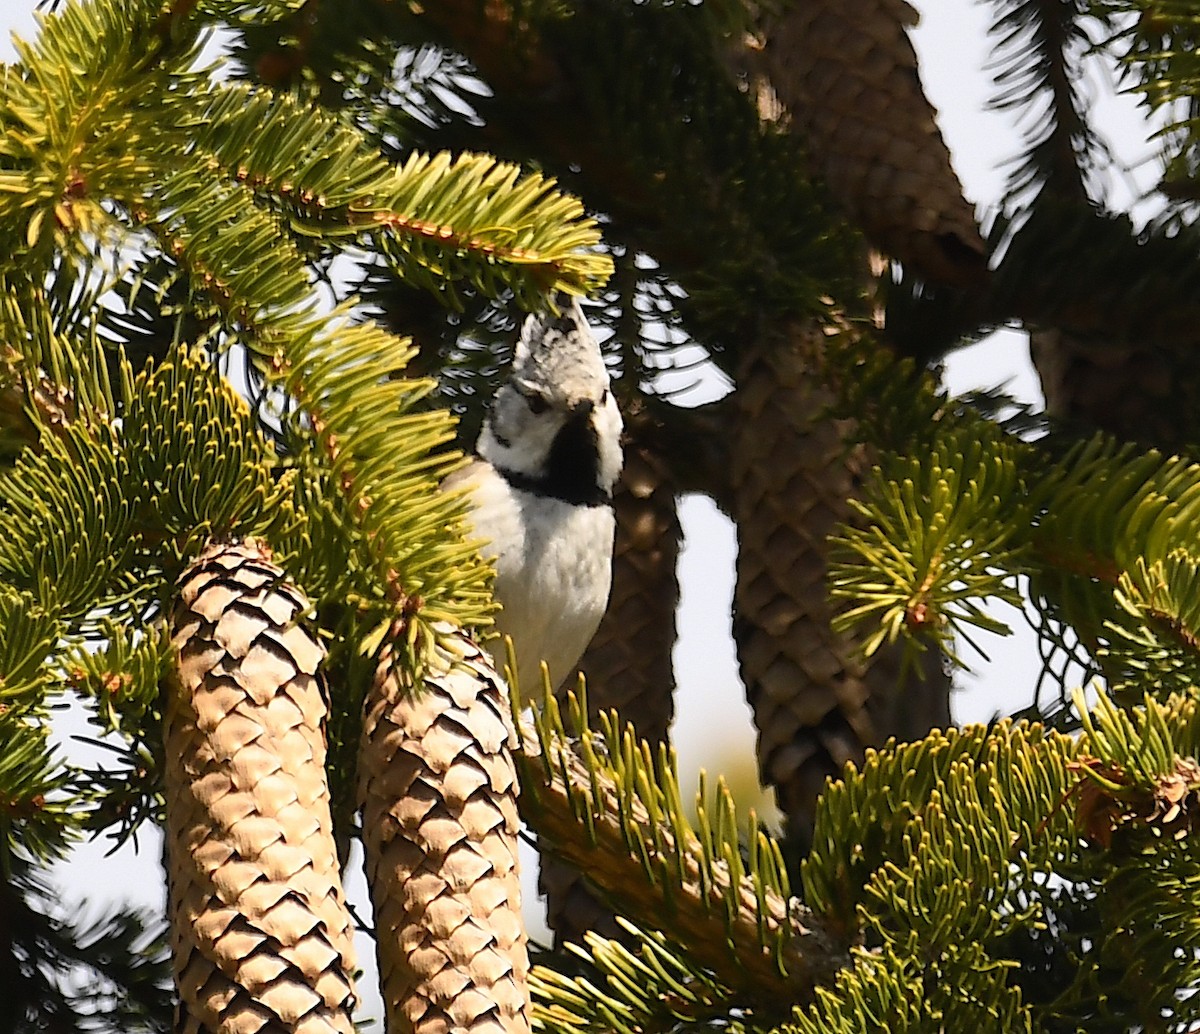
[453,460,615,698]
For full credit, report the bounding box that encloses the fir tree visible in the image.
[6,1,1200,1033]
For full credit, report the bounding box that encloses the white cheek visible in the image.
[511,413,560,459]
[596,397,624,487]
[482,401,563,476]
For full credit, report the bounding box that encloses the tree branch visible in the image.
[512,708,851,1014]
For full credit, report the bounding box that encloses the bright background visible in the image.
[0,0,1157,1019]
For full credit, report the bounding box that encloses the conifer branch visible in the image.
[1090,0,1200,198]
[987,0,1111,203]
[532,919,761,1034]
[513,691,851,1008]
[185,84,612,305]
[411,1,864,338]
[0,856,172,1033]
[828,344,1200,696]
[527,692,1200,1030]
[793,701,1200,1029]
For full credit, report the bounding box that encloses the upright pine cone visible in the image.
[574,412,680,737]
[1030,326,1200,448]
[359,628,529,1034]
[165,540,357,1034]
[541,411,681,947]
[759,0,985,286]
[732,326,950,851]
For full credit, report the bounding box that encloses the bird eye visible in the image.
[601,388,610,405]
[525,391,550,415]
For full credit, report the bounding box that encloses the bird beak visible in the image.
[569,398,596,417]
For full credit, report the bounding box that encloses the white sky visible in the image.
[0,0,1166,1019]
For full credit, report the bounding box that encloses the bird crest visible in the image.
[510,296,611,409]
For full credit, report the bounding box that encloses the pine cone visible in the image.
[1030,326,1200,448]
[759,0,986,286]
[166,540,357,1034]
[732,326,950,851]
[575,419,680,735]
[359,629,530,1034]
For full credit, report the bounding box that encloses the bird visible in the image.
[447,296,623,699]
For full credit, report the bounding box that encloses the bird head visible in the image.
[478,297,623,504]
